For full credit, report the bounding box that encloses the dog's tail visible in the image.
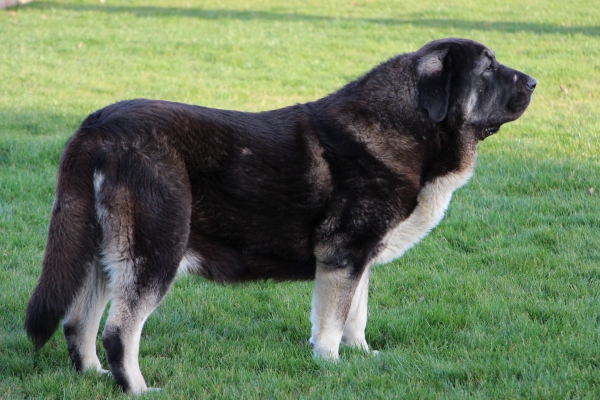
[24,131,100,350]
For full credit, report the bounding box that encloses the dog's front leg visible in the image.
[341,264,371,351]
[310,262,363,360]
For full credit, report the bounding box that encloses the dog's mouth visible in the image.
[479,124,501,140]
[485,125,500,135]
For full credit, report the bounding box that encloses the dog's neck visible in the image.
[310,54,475,189]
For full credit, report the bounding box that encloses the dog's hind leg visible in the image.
[102,270,175,394]
[341,264,371,352]
[93,147,191,393]
[310,262,365,360]
[63,257,110,373]
[99,214,187,394]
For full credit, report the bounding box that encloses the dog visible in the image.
[25,38,535,393]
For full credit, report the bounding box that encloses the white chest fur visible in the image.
[373,167,474,265]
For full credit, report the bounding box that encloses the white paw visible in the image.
[311,341,340,360]
[341,335,370,352]
[310,333,341,360]
[83,364,110,375]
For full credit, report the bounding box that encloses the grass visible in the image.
[1,0,599,398]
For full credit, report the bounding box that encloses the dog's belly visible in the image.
[373,168,474,265]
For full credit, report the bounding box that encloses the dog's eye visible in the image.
[485,64,495,72]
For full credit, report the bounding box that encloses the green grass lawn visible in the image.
[1,0,599,398]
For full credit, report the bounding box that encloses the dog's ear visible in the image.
[417,49,453,123]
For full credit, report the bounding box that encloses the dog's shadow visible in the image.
[24,2,600,38]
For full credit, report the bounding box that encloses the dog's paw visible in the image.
[341,335,369,352]
[313,349,339,360]
[311,342,340,361]
[82,363,110,375]
[310,336,339,360]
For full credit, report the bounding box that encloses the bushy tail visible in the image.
[24,132,99,350]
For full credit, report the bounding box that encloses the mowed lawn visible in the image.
[1,0,599,398]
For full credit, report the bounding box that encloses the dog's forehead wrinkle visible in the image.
[481,49,496,65]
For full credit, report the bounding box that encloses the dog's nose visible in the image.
[526,77,537,91]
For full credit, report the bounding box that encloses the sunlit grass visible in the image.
[1,0,599,398]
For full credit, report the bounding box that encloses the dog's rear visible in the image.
[25,110,194,393]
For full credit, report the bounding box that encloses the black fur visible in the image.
[63,323,83,371]
[102,327,128,392]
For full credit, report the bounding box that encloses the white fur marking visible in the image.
[103,288,164,394]
[93,170,104,196]
[177,251,204,276]
[122,321,148,394]
[104,302,148,394]
[374,168,474,265]
[341,265,371,351]
[102,252,145,292]
[63,257,110,372]
[464,91,479,120]
[93,171,108,230]
[310,263,357,360]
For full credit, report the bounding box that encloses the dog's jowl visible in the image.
[25,38,535,393]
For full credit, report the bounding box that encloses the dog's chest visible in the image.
[373,168,474,265]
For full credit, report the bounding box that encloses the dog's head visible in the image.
[415,38,536,140]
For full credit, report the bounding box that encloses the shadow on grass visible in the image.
[0,109,83,137]
[31,2,600,37]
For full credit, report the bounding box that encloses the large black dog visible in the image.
[25,38,535,393]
